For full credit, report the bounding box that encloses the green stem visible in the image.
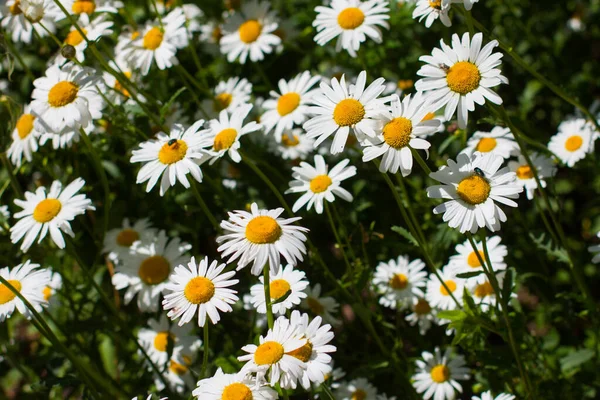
[1,153,23,198]
[411,149,433,176]
[325,202,353,276]
[394,173,428,247]
[254,63,274,90]
[263,265,275,329]
[200,323,209,378]
[191,180,220,231]
[330,203,357,261]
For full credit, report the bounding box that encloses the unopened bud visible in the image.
[61,45,76,59]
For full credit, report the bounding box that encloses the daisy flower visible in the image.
[261,71,321,140]
[162,256,239,327]
[472,391,515,400]
[334,377,378,399]
[10,178,95,252]
[200,20,223,45]
[461,126,518,159]
[304,71,388,154]
[55,14,113,63]
[38,123,94,150]
[286,155,356,214]
[413,0,452,28]
[269,130,315,160]
[102,60,141,106]
[154,347,197,394]
[103,218,157,261]
[130,120,205,196]
[238,314,307,386]
[415,32,508,129]
[548,118,595,167]
[301,283,340,325]
[7,104,47,167]
[0,0,59,44]
[42,270,62,308]
[56,0,123,16]
[508,153,556,200]
[112,230,191,312]
[454,0,478,11]
[372,255,428,310]
[412,347,471,400]
[193,368,278,400]
[249,264,308,315]
[280,310,336,390]
[448,235,506,284]
[469,271,508,312]
[362,93,441,176]
[405,292,439,335]
[202,77,253,117]
[30,63,104,133]
[589,232,600,264]
[217,203,309,276]
[425,268,464,310]
[313,0,390,58]
[220,0,281,64]
[426,152,523,234]
[0,261,50,322]
[198,104,261,165]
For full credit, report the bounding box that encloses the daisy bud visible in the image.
[61,45,76,60]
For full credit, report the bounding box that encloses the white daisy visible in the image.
[154,346,197,394]
[199,20,223,45]
[589,232,600,264]
[472,391,515,400]
[42,270,62,308]
[0,0,59,44]
[198,104,261,165]
[56,0,123,16]
[304,71,388,154]
[130,120,205,196]
[448,235,506,284]
[269,129,315,160]
[217,202,309,276]
[372,255,428,310]
[238,314,307,386]
[286,154,356,214]
[261,71,321,140]
[7,104,46,167]
[162,256,239,327]
[103,218,157,262]
[334,377,378,399]
[313,0,390,58]
[413,0,451,28]
[508,153,556,200]
[193,368,278,400]
[452,0,478,11]
[425,268,464,310]
[38,122,94,150]
[469,271,507,312]
[112,230,191,312]
[10,178,95,252]
[405,292,439,335]
[137,315,199,368]
[55,13,113,63]
[300,283,340,325]
[249,264,308,315]
[415,32,508,129]
[361,92,440,175]
[220,0,281,64]
[460,126,518,159]
[0,260,50,322]
[201,76,253,118]
[412,347,471,400]
[426,152,523,234]
[547,118,595,167]
[102,60,141,106]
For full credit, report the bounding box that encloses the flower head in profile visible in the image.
[548,118,595,167]
[508,153,556,200]
[250,264,308,315]
[461,126,518,160]
[412,347,471,400]
[193,368,278,399]
[372,255,428,310]
[0,261,50,322]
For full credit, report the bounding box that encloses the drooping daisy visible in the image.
[130,120,205,196]
[202,77,253,117]
[55,0,123,16]
[286,154,356,214]
[548,118,595,167]
[472,391,515,400]
[413,347,470,400]
[334,377,378,400]
[193,368,278,400]
[220,0,281,64]
[304,71,388,154]
[162,256,239,327]
[301,283,340,325]
[589,232,600,264]
[405,292,439,335]
[250,264,308,315]
[361,93,440,176]
[112,230,191,312]
[426,152,523,234]
[42,270,62,308]
[425,268,464,310]
[7,104,46,167]
[415,32,508,129]
[461,126,518,159]
[269,129,315,160]
[313,0,390,58]
[413,0,452,28]
[372,255,428,310]
[508,153,556,200]
[448,235,506,284]
[103,218,157,261]
[10,178,95,252]
[30,63,105,133]
[261,71,321,140]
[0,0,59,44]
[198,104,261,165]
[238,314,307,386]
[0,261,50,322]
[217,203,309,276]
[54,13,113,63]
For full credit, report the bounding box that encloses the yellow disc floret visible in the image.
[245,216,282,244]
[337,7,365,29]
[383,117,413,149]
[351,389,367,400]
[310,175,333,193]
[72,0,96,14]
[10,0,22,15]
[184,277,215,304]
[307,297,324,315]
[270,279,291,301]
[456,174,491,205]
[222,383,253,400]
[565,135,583,152]
[287,341,313,362]
[0,280,22,304]
[414,299,432,315]
[333,99,365,127]
[33,199,62,223]
[474,281,495,298]
[116,229,140,247]
[48,81,79,108]
[239,20,262,43]
[446,61,481,95]
[389,273,409,290]
[143,27,164,50]
[439,280,457,296]
[282,134,300,147]
[158,139,188,164]
[516,165,534,180]
[138,255,170,285]
[467,250,483,268]
[65,28,87,46]
[430,364,450,383]
[214,93,232,111]
[277,93,301,116]
[16,113,36,139]
[153,331,174,352]
[213,128,238,151]
[476,137,497,152]
[254,341,284,365]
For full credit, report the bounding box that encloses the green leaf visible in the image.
[160,87,187,122]
[437,310,467,321]
[391,226,419,247]
[98,334,118,379]
[502,268,514,302]
[456,271,483,279]
[560,349,594,373]
[528,233,570,265]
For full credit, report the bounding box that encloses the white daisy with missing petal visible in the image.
[508,153,556,200]
[461,126,518,160]
[250,264,308,315]
[201,76,253,118]
[472,391,515,400]
[548,118,595,167]
[7,104,47,168]
[448,235,506,285]
[413,0,451,28]
[0,261,50,322]
[300,283,340,326]
[426,152,523,234]
[103,218,157,262]
[334,377,378,400]
[425,268,464,311]
[193,368,278,400]
[412,347,470,400]
[372,255,428,310]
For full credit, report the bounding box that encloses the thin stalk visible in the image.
[411,149,433,176]
[200,323,209,378]
[395,172,428,247]
[263,265,275,329]
[254,63,274,90]
[325,202,353,276]
[330,202,357,261]
[190,180,220,231]
[1,153,23,198]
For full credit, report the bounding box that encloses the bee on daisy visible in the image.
[413,0,452,28]
[425,268,464,310]
[0,0,59,44]
[103,218,157,262]
[507,153,556,200]
[548,118,596,167]
[448,235,507,284]
[372,255,428,310]
[54,14,113,63]
[193,368,278,400]
[268,129,316,161]
[249,264,308,315]
[412,347,471,400]
[460,126,519,160]
[334,377,379,399]
[301,283,341,325]
[201,77,253,117]
[7,104,47,168]
[0,261,51,322]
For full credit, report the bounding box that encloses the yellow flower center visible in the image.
[281,134,300,147]
[307,297,324,315]
[351,389,367,400]
[333,99,365,127]
[116,228,139,247]
[474,281,495,298]
[9,0,22,16]
[0,280,22,304]
[446,61,481,95]
[254,341,284,365]
[389,273,409,290]
[310,175,332,193]
[398,79,414,90]
[131,31,140,40]
[456,175,491,205]
[467,250,483,268]
[213,128,238,151]
[184,276,215,304]
[476,137,497,152]
[114,71,132,98]
[565,135,583,152]
[72,0,96,14]
[430,364,450,383]
[439,280,457,296]
[16,113,35,139]
[287,340,313,362]
[153,331,174,352]
[337,7,365,29]
[270,279,291,301]
[138,255,170,285]
[214,92,232,111]
[238,20,262,43]
[414,298,432,315]
[429,0,442,9]
[245,216,282,244]
[516,165,534,180]
[143,27,164,50]
[48,81,79,108]
[43,286,52,301]
[421,112,436,122]
[158,139,188,164]
[222,383,253,400]
[169,356,191,375]
[383,117,413,149]
[33,199,62,223]
[277,92,301,116]
[65,28,87,46]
